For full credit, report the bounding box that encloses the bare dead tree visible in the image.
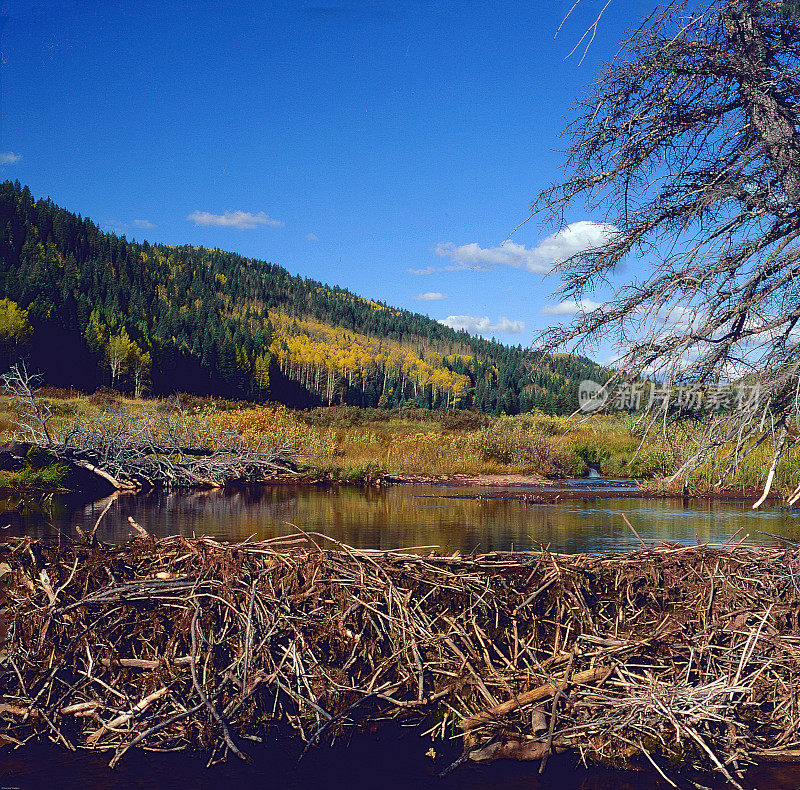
[0,370,300,490]
[54,397,302,490]
[0,363,53,446]
[533,0,800,504]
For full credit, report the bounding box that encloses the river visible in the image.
[5,481,800,553]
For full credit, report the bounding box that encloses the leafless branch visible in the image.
[535,0,800,502]
[0,363,53,446]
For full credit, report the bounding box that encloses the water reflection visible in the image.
[7,484,800,553]
[3,726,797,790]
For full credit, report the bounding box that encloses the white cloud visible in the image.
[439,315,525,335]
[531,221,617,269]
[416,292,446,301]
[187,210,284,230]
[408,266,437,275]
[132,219,156,230]
[541,299,604,316]
[434,241,542,272]
[0,152,21,165]
[305,232,319,241]
[435,221,618,274]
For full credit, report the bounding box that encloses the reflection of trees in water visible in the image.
[1,492,66,535]
[9,487,799,553]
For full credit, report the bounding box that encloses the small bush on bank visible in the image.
[88,386,123,405]
[0,453,69,491]
[438,410,492,431]
[476,416,579,477]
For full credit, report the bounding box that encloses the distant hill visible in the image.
[0,180,607,413]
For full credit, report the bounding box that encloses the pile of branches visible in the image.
[53,400,300,490]
[0,364,300,490]
[2,532,800,787]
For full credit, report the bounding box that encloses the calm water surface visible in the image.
[8,733,795,790]
[6,482,800,552]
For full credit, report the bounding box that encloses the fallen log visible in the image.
[459,666,610,732]
[74,460,137,491]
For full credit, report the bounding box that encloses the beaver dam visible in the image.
[2,531,800,789]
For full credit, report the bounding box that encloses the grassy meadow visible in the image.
[0,388,794,497]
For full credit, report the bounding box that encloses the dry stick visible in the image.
[241,577,258,694]
[684,722,745,790]
[621,513,647,549]
[539,644,577,775]
[720,525,746,550]
[189,599,251,763]
[19,660,64,724]
[514,572,558,612]
[86,686,169,745]
[301,681,401,758]
[752,748,800,763]
[127,516,150,540]
[109,702,205,769]
[89,497,116,542]
[98,656,195,670]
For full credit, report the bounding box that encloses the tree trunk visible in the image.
[725,9,800,207]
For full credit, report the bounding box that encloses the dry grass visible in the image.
[218,406,672,481]
[0,390,794,494]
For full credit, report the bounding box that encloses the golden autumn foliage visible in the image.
[0,299,32,349]
[267,313,471,407]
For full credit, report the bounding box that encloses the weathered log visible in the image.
[73,460,136,491]
[459,667,609,732]
[468,738,568,763]
[98,656,194,670]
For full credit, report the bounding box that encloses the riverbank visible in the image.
[0,390,669,481]
[0,391,795,503]
[3,533,800,788]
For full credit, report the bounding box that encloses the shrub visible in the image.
[477,417,578,476]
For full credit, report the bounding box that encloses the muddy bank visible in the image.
[378,472,559,486]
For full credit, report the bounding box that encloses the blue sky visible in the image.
[0,0,656,352]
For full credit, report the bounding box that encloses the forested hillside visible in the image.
[0,181,606,413]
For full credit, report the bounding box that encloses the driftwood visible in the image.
[73,460,137,491]
[2,534,800,787]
